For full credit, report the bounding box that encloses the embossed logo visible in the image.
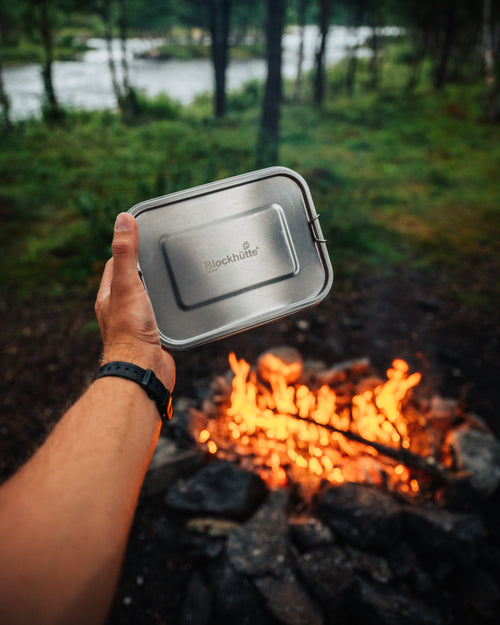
[204,242,259,273]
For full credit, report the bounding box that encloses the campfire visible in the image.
[191,347,497,500]
[139,347,500,625]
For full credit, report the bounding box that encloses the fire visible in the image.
[197,352,424,495]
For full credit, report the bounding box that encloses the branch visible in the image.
[291,413,451,483]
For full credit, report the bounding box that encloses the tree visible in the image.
[0,2,23,129]
[482,0,499,120]
[97,0,136,121]
[209,0,232,118]
[28,0,63,121]
[314,0,330,105]
[292,0,307,102]
[256,0,286,167]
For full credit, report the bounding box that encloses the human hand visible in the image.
[95,213,175,392]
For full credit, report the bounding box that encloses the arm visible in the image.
[0,213,175,625]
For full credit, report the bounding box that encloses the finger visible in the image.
[110,213,142,296]
[95,257,114,322]
[96,258,114,304]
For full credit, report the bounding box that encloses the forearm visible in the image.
[0,377,161,625]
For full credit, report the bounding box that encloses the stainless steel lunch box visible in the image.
[128,167,333,350]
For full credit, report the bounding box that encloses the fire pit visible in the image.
[109,348,500,625]
[189,347,499,502]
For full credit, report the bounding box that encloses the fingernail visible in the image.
[115,213,131,232]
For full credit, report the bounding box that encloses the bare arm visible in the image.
[0,213,175,625]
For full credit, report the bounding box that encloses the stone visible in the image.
[165,460,268,519]
[295,546,360,620]
[180,571,212,625]
[257,346,303,385]
[401,504,484,566]
[254,565,324,625]
[314,357,370,387]
[226,489,289,577]
[344,545,393,584]
[214,563,279,625]
[445,426,500,496]
[356,580,447,625]
[186,517,240,538]
[289,515,334,552]
[143,437,204,496]
[319,483,403,550]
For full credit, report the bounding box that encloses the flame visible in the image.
[198,352,423,495]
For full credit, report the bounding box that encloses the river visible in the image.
[3,26,396,120]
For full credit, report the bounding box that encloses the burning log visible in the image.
[188,348,500,500]
[288,412,451,483]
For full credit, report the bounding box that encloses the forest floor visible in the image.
[2,267,499,484]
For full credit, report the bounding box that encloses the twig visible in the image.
[291,413,451,483]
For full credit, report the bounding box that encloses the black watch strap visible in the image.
[97,361,173,421]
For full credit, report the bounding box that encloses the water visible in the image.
[3,26,391,120]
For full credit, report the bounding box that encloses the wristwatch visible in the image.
[97,361,173,421]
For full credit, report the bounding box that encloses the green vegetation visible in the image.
[1,55,499,314]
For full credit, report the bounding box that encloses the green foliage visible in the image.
[1,50,499,313]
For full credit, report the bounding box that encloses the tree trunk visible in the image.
[256,0,286,167]
[117,0,136,120]
[209,0,232,118]
[433,0,457,90]
[292,0,307,102]
[99,0,122,107]
[0,59,11,130]
[39,0,61,120]
[406,33,427,92]
[314,0,329,105]
[345,1,366,97]
[368,25,380,90]
[482,0,499,120]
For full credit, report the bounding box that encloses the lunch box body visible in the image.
[128,167,333,349]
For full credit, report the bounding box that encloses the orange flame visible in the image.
[198,353,423,495]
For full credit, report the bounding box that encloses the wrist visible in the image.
[97,361,173,421]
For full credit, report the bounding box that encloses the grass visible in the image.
[1,49,499,313]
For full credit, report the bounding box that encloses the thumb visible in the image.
[110,213,142,296]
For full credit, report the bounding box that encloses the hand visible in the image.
[95,213,175,392]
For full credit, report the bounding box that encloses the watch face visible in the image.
[129,167,333,350]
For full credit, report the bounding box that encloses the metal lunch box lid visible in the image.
[128,166,333,350]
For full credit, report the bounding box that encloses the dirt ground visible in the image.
[2,268,499,485]
[1,267,500,623]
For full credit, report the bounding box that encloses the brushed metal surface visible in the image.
[128,167,333,349]
[162,204,297,309]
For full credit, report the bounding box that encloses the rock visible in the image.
[254,565,324,625]
[226,489,289,577]
[444,426,500,495]
[295,546,360,619]
[401,504,484,566]
[356,580,447,625]
[428,396,459,430]
[257,346,303,385]
[319,483,403,550]
[165,460,268,519]
[464,569,500,619]
[143,437,204,496]
[314,357,370,386]
[289,515,334,552]
[214,563,279,625]
[344,545,393,584]
[187,517,240,538]
[180,571,212,625]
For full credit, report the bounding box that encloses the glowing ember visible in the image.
[197,352,427,496]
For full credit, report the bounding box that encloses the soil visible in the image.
[1,267,499,622]
[2,268,498,483]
